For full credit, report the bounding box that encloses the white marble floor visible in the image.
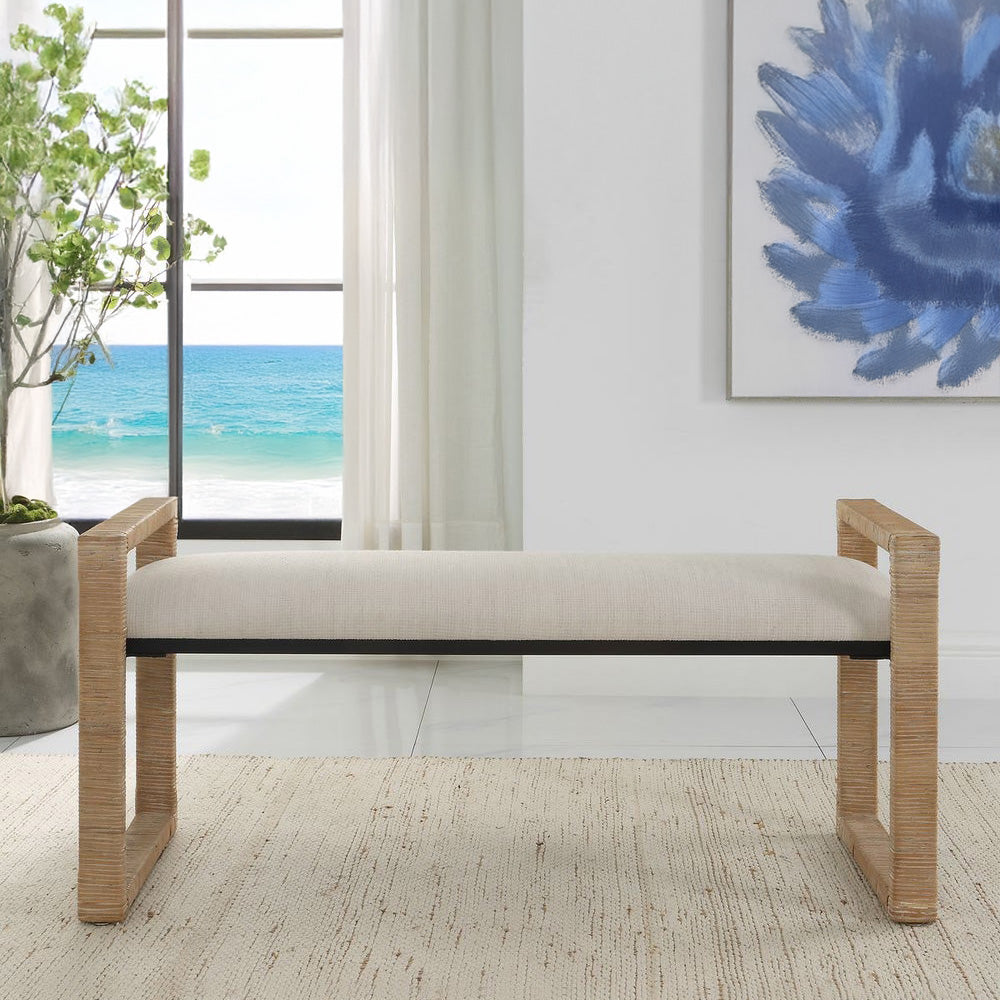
[3,657,1000,761]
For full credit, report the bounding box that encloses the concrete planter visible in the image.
[0,519,79,736]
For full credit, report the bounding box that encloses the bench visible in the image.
[77,497,940,924]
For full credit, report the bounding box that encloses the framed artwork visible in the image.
[729,0,1000,398]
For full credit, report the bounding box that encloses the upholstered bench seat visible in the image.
[126,551,890,643]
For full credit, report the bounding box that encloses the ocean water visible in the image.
[52,345,343,517]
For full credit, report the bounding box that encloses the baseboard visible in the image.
[522,634,1000,699]
[937,634,1000,700]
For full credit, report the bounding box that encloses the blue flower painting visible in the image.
[756,0,1000,390]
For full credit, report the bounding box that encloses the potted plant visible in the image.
[0,4,222,735]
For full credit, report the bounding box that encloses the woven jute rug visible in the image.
[2,755,999,1000]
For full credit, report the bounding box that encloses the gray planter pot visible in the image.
[0,519,79,736]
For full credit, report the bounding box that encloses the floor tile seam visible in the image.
[789,697,825,752]
[410,661,440,757]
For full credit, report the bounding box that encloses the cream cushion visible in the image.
[126,552,889,642]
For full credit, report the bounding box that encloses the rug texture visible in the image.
[1,755,999,1000]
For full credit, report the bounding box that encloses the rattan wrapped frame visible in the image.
[77,497,939,924]
[78,497,178,923]
[836,499,940,924]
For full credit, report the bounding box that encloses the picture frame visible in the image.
[729,0,1000,399]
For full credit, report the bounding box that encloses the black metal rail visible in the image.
[126,638,891,659]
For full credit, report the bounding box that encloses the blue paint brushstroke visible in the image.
[757,0,1000,386]
[963,13,1000,85]
[759,169,856,261]
[938,307,1000,385]
[854,329,939,378]
[793,298,914,340]
[764,243,833,296]
[758,63,873,142]
[911,305,975,350]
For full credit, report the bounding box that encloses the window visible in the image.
[53,0,343,539]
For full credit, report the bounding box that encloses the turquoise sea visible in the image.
[52,345,344,483]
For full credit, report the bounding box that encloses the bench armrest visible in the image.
[837,499,938,555]
[80,497,178,568]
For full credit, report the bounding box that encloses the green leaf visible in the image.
[15,315,31,327]
[39,40,62,73]
[16,62,45,83]
[53,204,80,228]
[64,90,92,113]
[189,148,210,181]
[186,215,213,237]
[118,186,139,210]
[151,235,171,261]
[145,280,164,297]
[27,242,52,262]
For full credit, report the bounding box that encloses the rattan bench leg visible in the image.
[836,656,878,818]
[136,654,177,817]
[835,505,939,924]
[78,538,129,923]
[836,655,892,909]
[79,654,179,923]
[77,501,181,923]
[129,653,179,905]
[78,711,127,922]
[79,537,179,922]
[886,537,938,923]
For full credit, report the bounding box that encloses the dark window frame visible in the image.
[68,2,344,541]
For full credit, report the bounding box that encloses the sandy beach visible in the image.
[54,472,343,520]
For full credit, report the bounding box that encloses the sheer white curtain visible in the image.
[1,0,54,504]
[343,0,522,550]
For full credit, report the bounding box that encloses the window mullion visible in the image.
[166,0,185,510]
[93,30,343,40]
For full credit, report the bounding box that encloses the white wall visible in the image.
[522,0,1000,698]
